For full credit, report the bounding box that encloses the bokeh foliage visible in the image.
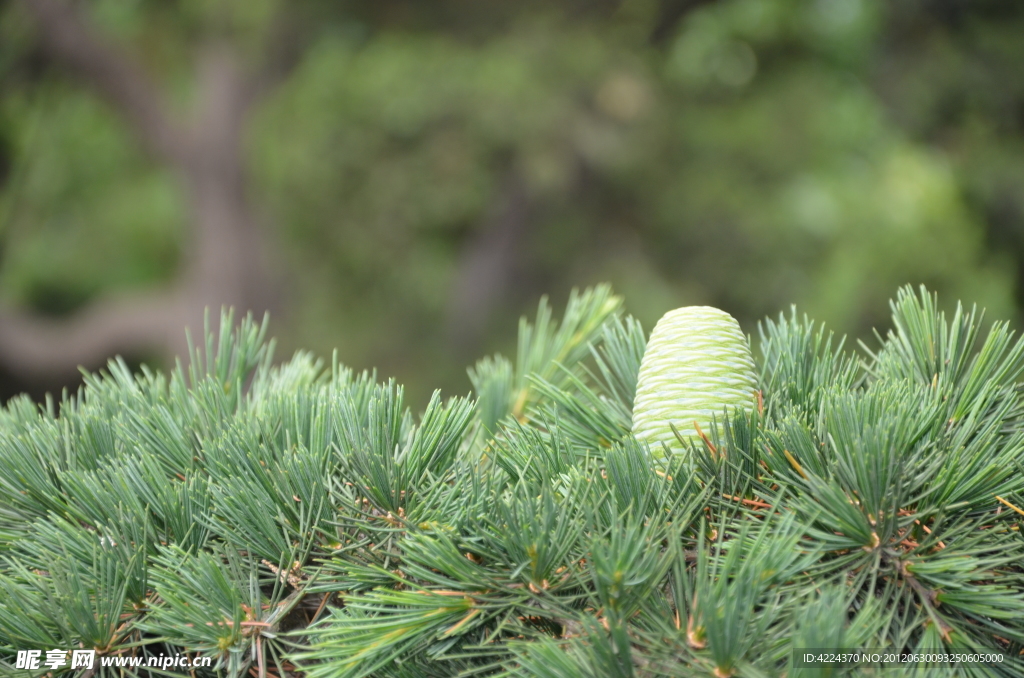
[1,0,1024,403]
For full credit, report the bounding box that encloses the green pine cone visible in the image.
[632,306,758,456]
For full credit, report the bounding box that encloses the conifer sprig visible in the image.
[2,286,1024,677]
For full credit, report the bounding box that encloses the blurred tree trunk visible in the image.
[0,0,276,387]
[445,171,532,353]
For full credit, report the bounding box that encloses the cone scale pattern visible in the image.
[632,306,758,456]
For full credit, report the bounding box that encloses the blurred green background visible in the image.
[2,0,1024,407]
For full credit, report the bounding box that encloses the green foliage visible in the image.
[3,284,1024,678]
[5,0,1024,406]
[469,284,621,431]
[0,85,182,314]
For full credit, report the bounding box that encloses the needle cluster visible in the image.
[2,285,1024,677]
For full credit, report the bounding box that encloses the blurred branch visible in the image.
[18,0,185,163]
[0,290,192,381]
[2,0,277,387]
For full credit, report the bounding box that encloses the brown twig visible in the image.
[722,494,771,509]
[310,592,333,625]
[693,421,719,458]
